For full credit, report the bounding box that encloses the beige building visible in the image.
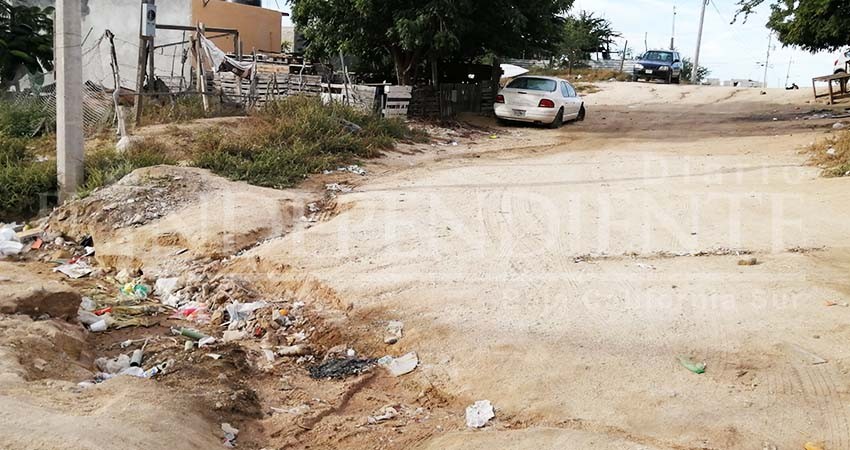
[75,0,282,88]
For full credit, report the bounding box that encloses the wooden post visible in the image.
[105,30,127,140]
[619,40,628,73]
[56,0,84,202]
[195,28,210,113]
[133,0,154,126]
[828,79,834,105]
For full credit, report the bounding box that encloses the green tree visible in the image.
[680,57,711,83]
[558,11,620,72]
[290,0,573,85]
[735,0,850,52]
[0,1,54,91]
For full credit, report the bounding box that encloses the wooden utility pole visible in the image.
[55,0,84,202]
[692,0,708,83]
[133,0,155,126]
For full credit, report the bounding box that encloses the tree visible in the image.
[680,57,710,83]
[735,0,850,52]
[0,1,54,91]
[290,0,573,85]
[557,11,620,73]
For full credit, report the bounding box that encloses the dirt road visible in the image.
[4,82,850,450]
[245,83,850,449]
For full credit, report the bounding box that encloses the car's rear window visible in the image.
[506,77,557,92]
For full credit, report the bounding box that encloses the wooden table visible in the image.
[812,72,850,104]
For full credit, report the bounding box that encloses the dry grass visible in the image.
[574,83,601,94]
[529,67,631,83]
[806,130,850,177]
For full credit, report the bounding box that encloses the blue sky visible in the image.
[574,0,836,86]
[263,0,838,86]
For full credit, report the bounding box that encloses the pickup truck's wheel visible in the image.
[548,108,564,129]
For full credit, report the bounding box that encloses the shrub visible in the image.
[79,140,177,197]
[193,96,425,188]
[0,135,56,220]
[0,100,53,138]
[141,95,244,126]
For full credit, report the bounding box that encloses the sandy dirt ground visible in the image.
[243,83,850,449]
[3,82,850,450]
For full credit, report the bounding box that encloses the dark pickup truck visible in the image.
[633,50,683,84]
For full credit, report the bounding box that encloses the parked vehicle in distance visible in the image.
[834,49,850,73]
[494,76,585,128]
[633,50,683,84]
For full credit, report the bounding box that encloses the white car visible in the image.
[835,49,850,73]
[494,76,585,128]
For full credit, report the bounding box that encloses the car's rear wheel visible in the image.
[548,108,564,129]
[577,104,586,122]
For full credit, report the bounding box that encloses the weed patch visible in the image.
[807,130,850,177]
[79,140,177,197]
[141,95,244,126]
[0,136,56,220]
[193,96,425,188]
[0,100,53,138]
[529,67,631,83]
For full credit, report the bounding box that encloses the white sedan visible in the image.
[494,76,585,128]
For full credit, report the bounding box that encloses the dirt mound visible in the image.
[48,166,315,276]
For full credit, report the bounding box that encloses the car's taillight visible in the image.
[495,94,505,103]
[538,99,555,108]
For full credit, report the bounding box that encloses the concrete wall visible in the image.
[18,0,281,90]
[80,0,192,89]
[192,0,282,54]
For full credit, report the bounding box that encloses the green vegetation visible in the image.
[680,57,711,84]
[0,135,55,220]
[1,94,424,219]
[78,141,176,197]
[292,0,573,85]
[194,96,425,188]
[558,11,620,73]
[0,1,54,91]
[736,0,849,52]
[0,99,52,137]
[140,96,243,126]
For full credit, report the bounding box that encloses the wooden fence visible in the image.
[214,72,323,107]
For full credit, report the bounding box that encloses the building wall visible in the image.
[191,0,282,54]
[80,0,192,89]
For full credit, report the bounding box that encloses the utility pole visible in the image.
[785,56,793,88]
[762,32,772,89]
[670,5,677,50]
[55,0,84,202]
[692,0,708,83]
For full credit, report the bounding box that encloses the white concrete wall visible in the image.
[81,0,192,90]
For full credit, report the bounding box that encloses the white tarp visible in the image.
[500,63,529,79]
[199,34,255,79]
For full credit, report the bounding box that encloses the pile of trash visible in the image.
[77,273,164,332]
[48,168,206,234]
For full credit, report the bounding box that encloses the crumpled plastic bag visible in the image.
[0,227,23,257]
[225,301,267,330]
